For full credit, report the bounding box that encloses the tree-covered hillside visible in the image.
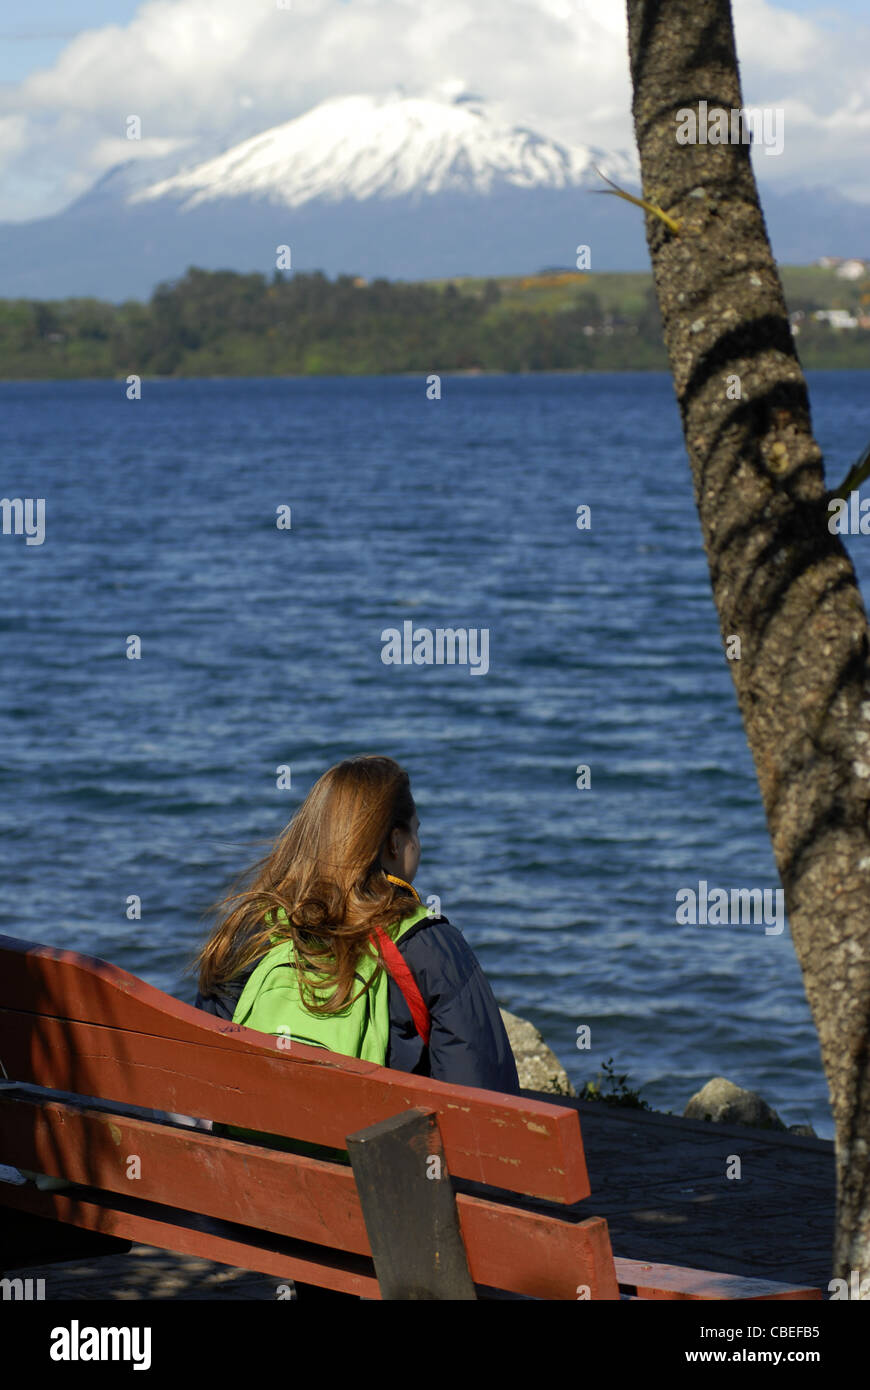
[1,264,869,378]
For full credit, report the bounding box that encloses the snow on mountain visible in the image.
[129,90,638,211]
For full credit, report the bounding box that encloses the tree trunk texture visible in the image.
[625,0,870,1283]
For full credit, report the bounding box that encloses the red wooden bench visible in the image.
[0,933,822,1300]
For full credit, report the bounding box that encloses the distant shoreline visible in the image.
[2,265,869,379]
[1,365,867,385]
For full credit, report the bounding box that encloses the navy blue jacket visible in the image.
[195,913,520,1095]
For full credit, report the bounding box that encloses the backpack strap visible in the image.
[371,925,431,1047]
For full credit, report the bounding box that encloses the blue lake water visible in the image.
[3,370,869,1138]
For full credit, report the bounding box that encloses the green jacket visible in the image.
[218,902,431,1159]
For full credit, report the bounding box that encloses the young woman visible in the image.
[193,754,519,1094]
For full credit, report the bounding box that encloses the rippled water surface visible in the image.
[4,370,869,1137]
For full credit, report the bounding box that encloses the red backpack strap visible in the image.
[372,926,431,1047]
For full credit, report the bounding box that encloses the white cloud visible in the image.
[732,0,821,71]
[0,0,867,221]
[0,114,29,159]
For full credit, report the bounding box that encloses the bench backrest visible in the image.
[0,932,589,1204]
[0,933,622,1299]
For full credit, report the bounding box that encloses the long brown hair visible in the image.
[193,755,418,1013]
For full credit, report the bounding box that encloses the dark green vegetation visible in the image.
[2,264,869,378]
[578,1056,652,1111]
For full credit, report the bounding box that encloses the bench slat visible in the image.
[0,1094,619,1299]
[613,1257,822,1301]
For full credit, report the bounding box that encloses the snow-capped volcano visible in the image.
[0,86,863,300]
[130,90,638,211]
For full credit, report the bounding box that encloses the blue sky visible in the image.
[0,3,142,82]
[1,0,867,220]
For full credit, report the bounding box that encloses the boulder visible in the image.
[500,1009,576,1096]
[684,1076,786,1130]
